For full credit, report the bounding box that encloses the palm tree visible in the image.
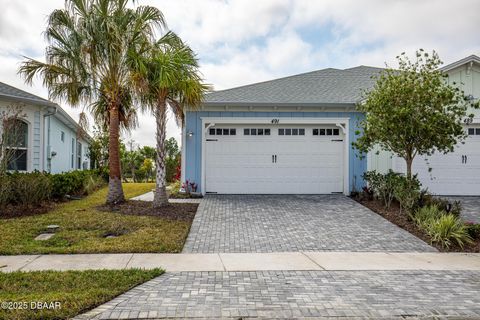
[19,0,165,204]
[135,32,210,208]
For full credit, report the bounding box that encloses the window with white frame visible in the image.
[208,128,237,136]
[6,119,28,171]
[76,141,82,169]
[313,128,340,136]
[278,128,305,136]
[468,127,480,136]
[71,138,75,168]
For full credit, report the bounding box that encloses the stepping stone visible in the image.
[35,233,54,241]
[46,225,60,233]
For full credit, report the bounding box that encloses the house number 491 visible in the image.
[271,119,280,124]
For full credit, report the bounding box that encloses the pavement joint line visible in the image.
[300,251,326,270]
[124,253,135,269]
[18,255,41,271]
[217,253,227,271]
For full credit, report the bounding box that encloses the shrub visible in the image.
[421,196,462,217]
[50,170,105,198]
[363,170,402,209]
[393,175,421,214]
[0,174,11,208]
[411,205,445,230]
[466,223,480,240]
[83,174,106,195]
[426,214,472,249]
[10,171,52,206]
[412,205,472,249]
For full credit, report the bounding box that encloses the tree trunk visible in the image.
[405,157,413,180]
[106,104,125,204]
[153,96,168,208]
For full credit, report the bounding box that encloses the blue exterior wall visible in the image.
[47,116,89,173]
[184,111,366,193]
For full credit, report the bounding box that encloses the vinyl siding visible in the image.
[184,111,367,193]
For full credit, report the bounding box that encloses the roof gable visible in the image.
[204,66,384,106]
[0,81,91,140]
[0,82,54,106]
[441,55,480,72]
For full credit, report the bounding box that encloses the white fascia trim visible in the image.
[200,117,350,196]
[199,117,350,125]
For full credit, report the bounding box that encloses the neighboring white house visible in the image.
[368,55,480,195]
[0,82,91,173]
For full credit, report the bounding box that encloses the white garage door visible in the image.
[394,126,480,195]
[205,124,344,194]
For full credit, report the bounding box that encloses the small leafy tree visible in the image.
[141,158,154,182]
[88,126,110,170]
[354,50,478,179]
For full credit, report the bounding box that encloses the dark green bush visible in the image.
[0,174,11,208]
[50,170,106,198]
[466,223,480,240]
[10,171,52,206]
[0,170,106,210]
[421,196,462,217]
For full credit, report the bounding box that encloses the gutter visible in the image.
[42,106,57,172]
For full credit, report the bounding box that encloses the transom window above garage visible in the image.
[313,128,340,136]
[209,128,236,135]
[244,128,271,136]
[278,128,305,136]
[468,128,480,135]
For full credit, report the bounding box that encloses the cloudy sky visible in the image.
[0,0,479,147]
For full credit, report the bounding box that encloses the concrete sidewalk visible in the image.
[2,252,480,272]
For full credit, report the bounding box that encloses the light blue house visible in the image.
[0,82,91,173]
[181,55,480,196]
[181,66,383,195]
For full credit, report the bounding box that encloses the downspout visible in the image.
[43,106,57,173]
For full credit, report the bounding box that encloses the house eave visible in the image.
[0,93,57,108]
[440,55,480,72]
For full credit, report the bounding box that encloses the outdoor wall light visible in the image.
[187,131,194,137]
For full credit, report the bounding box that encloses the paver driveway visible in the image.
[80,270,480,319]
[183,195,435,253]
[447,196,480,224]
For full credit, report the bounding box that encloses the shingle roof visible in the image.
[0,81,54,106]
[0,82,91,140]
[204,66,384,106]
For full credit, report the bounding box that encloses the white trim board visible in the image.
[200,117,350,195]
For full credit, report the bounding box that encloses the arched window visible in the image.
[5,119,28,171]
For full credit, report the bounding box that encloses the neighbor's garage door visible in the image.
[205,124,344,194]
[394,126,480,195]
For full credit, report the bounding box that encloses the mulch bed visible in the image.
[354,197,480,253]
[0,203,56,219]
[97,200,198,221]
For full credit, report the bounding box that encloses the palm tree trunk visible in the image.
[153,97,168,208]
[106,104,125,204]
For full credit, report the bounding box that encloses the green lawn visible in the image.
[0,268,163,320]
[0,183,192,254]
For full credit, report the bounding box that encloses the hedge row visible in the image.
[0,170,106,208]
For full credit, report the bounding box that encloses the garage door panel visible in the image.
[205,124,344,194]
[394,131,480,195]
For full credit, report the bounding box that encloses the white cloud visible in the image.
[1,0,479,147]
